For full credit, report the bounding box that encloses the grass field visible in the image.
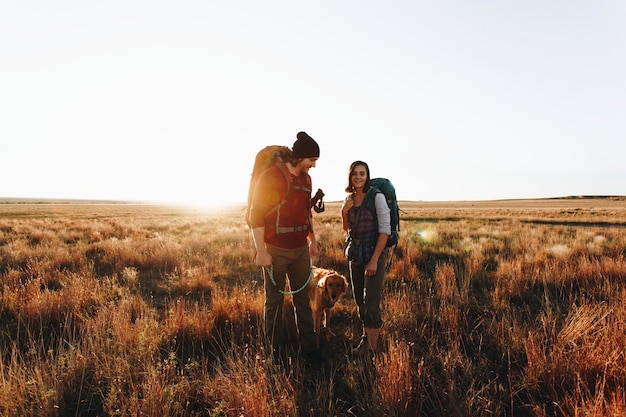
[1,198,625,416]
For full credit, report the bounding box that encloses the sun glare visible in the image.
[417,229,439,244]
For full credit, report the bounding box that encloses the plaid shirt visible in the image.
[346,203,378,264]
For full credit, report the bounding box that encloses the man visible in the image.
[249,131,323,366]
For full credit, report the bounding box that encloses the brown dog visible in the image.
[309,267,349,347]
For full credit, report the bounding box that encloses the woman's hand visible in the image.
[341,194,354,215]
[365,259,378,276]
[341,194,354,232]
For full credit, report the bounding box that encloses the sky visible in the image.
[2,1,625,206]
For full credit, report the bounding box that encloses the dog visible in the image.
[309,267,349,347]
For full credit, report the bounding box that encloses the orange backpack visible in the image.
[245,145,325,229]
[245,145,292,228]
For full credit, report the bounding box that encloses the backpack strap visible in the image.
[355,187,380,225]
[364,187,380,211]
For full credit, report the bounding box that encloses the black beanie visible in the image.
[292,131,320,159]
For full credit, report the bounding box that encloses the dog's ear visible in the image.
[317,276,326,288]
[313,268,328,281]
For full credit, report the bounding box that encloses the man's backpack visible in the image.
[363,177,400,248]
[245,145,292,228]
[245,145,324,229]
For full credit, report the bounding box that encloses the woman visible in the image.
[341,160,390,354]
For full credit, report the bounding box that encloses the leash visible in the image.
[264,262,313,295]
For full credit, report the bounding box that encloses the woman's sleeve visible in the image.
[374,193,391,235]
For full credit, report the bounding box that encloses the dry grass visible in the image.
[1,198,625,416]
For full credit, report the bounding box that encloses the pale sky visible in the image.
[2,1,625,205]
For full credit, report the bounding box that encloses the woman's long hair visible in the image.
[345,160,371,193]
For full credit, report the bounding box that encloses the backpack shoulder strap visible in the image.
[275,162,291,186]
[269,162,292,209]
[363,187,381,215]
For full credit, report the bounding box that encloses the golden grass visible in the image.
[1,198,625,416]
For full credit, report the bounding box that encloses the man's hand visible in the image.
[255,249,272,267]
[311,188,325,213]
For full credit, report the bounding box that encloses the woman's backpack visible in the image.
[363,177,400,248]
